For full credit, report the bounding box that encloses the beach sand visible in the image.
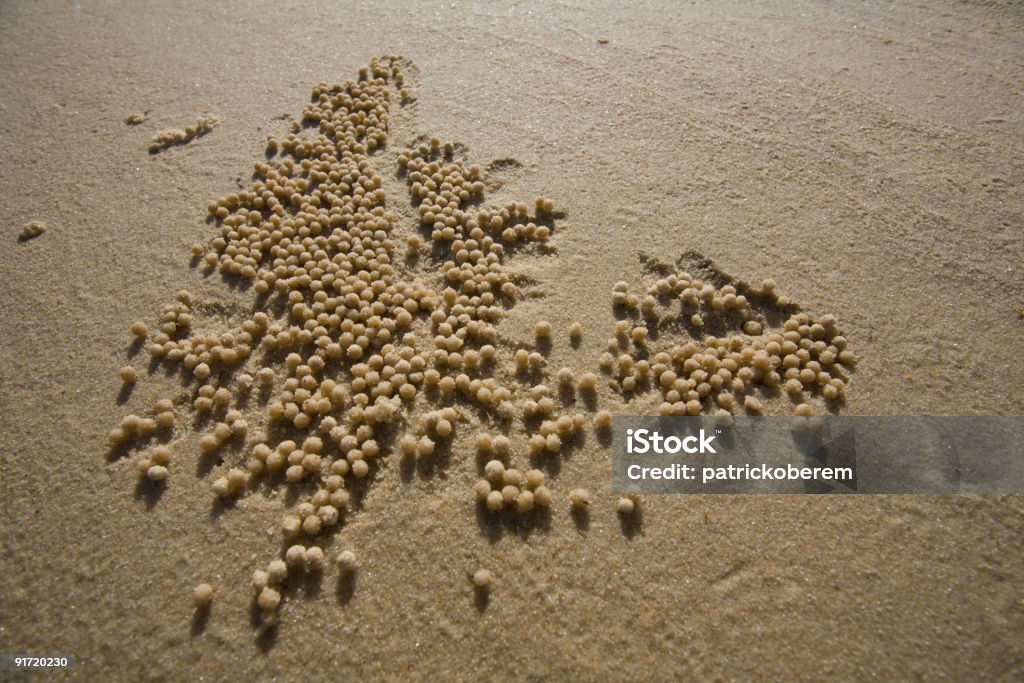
[1,1,1022,679]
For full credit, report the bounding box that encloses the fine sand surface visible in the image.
[1,1,1023,680]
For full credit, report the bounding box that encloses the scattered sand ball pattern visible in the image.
[149,115,219,154]
[108,56,593,627]
[600,254,854,415]
[107,56,853,631]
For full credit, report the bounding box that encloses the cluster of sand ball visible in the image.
[108,57,617,621]
[149,115,219,154]
[474,459,553,512]
[19,220,46,241]
[599,270,854,416]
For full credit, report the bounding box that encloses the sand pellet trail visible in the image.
[1,1,1022,680]
[106,56,857,635]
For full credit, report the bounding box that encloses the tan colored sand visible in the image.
[1,0,1023,679]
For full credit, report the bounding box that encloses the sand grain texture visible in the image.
[1,1,1022,680]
